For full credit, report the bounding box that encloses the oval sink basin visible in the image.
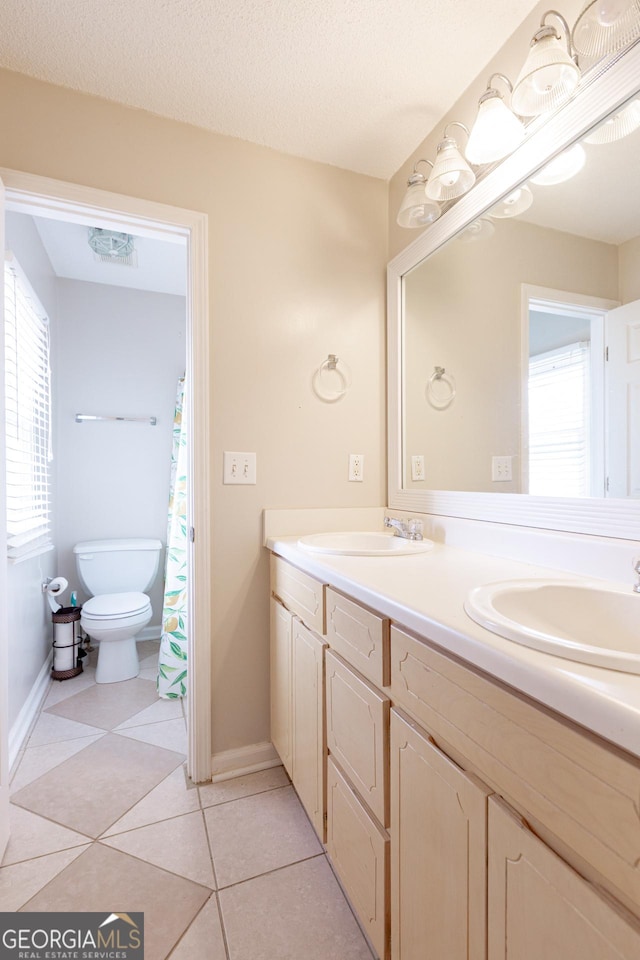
[464,579,640,674]
[298,531,434,557]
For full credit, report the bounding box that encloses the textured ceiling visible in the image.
[0,0,540,179]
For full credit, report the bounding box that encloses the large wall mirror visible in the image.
[388,40,640,540]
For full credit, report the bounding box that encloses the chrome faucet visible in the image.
[633,558,640,593]
[384,516,424,541]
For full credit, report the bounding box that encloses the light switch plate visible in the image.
[223,451,257,484]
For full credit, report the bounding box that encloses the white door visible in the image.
[605,300,640,498]
[0,175,10,859]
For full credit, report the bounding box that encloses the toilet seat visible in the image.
[82,591,150,621]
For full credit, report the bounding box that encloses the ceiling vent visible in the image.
[88,228,138,266]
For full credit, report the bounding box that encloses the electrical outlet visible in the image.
[491,455,513,482]
[223,451,257,484]
[349,453,364,482]
[411,455,425,481]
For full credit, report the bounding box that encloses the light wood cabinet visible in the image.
[488,797,640,960]
[325,587,390,687]
[292,617,327,840]
[326,650,390,827]
[270,552,640,960]
[327,757,390,960]
[390,708,489,960]
[271,554,325,635]
[270,597,293,777]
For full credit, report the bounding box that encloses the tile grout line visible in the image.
[215,851,327,893]
[199,807,232,960]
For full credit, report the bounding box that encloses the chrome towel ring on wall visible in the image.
[426,366,456,409]
[312,354,350,402]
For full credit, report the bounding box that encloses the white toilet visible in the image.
[73,538,163,683]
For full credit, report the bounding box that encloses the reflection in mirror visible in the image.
[402,92,640,500]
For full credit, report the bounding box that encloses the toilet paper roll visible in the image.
[46,576,69,614]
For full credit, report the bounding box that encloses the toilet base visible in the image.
[95,636,140,684]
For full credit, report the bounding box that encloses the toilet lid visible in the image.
[82,592,150,619]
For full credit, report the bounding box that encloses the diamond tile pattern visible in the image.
[1,667,374,960]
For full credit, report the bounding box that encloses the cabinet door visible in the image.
[270,597,293,777]
[488,797,640,960]
[391,709,489,960]
[292,618,327,841]
[326,650,389,827]
[327,757,390,960]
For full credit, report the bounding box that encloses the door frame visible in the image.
[520,283,619,497]
[0,168,212,783]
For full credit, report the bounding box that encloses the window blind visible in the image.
[528,341,590,498]
[4,257,53,562]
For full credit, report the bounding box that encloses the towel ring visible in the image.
[426,366,456,409]
[312,354,350,403]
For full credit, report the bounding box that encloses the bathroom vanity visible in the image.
[268,538,640,960]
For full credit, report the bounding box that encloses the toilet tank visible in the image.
[73,538,163,596]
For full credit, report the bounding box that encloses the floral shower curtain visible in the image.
[157,377,188,699]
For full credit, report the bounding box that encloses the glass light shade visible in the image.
[465,95,526,165]
[396,179,441,228]
[489,185,534,218]
[425,139,476,202]
[572,0,640,59]
[530,143,586,185]
[511,33,580,117]
[584,97,640,142]
[458,218,496,243]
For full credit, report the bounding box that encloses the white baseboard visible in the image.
[138,625,161,642]
[9,652,53,772]
[211,741,280,783]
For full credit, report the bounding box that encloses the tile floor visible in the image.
[1,641,375,960]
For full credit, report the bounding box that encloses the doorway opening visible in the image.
[0,169,211,787]
[521,284,619,498]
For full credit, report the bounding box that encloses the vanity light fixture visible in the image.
[572,0,640,60]
[396,160,442,228]
[465,74,526,165]
[583,96,640,142]
[425,123,476,202]
[511,11,580,117]
[488,185,534,218]
[530,142,586,184]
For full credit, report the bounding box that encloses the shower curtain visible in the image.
[157,377,188,699]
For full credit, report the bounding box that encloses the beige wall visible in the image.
[619,236,640,304]
[404,220,618,493]
[0,68,388,757]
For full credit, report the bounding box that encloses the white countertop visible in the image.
[267,535,640,760]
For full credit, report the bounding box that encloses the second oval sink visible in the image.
[298,531,434,557]
[464,579,640,674]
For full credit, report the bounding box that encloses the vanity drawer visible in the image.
[390,625,640,912]
[271,555,325,635]
[325,586,389,687]
[326,650,389,827]
[327,756,390,960]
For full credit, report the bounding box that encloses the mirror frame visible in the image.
[387,40,640,540]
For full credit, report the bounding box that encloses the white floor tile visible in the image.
[0,845,90,911]
[101,811,215,888]
[10,735,104,793]
[169,895,226,960]
[2,805,89,865]
[199,766,289,809]
[101,766,199,837]
[28,712,105,747]
[117,718,187,755]
[115,697,183,730]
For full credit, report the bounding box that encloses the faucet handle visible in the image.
[408,518,424,540]
[633,557,640,575]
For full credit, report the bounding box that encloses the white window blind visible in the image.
[528,341,590,498]
[4,256,53,562]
